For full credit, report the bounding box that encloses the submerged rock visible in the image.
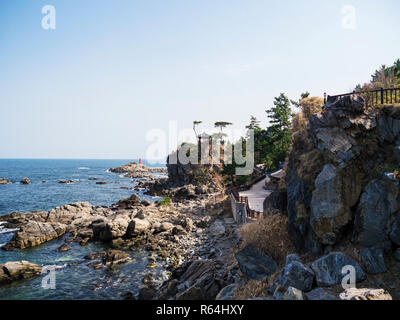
[57,244,72,252]
[103,250,131,266]
[59,180,74,184]
[84,251,107,260]
[0,261,42,285]
[20,178,31,184]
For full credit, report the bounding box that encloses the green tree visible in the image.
[193,120,202,140]
[245,116,260,131]
[263,93,292,171]
[214,121,232,143]
[214,121,233,133]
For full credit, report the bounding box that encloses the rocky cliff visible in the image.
[286,96,400,254]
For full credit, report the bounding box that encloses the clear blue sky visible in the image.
[1,0,399,159]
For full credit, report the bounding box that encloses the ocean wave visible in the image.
[0,227,20,234]
[0,243,5,248]
[42,264,68,273]
[0,221,6,226]
[78,167,90,170]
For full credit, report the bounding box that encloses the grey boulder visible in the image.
[279,261,315,292]
[305,288,337,300]
[360,246,387,274]
[235,245,277,280]
[310,253,365,287]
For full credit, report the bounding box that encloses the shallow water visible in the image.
[0,235,169,299]
[0,159,167,300]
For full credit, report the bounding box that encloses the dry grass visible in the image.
[300,96,324,118]
[292,112,308,133]
[239,214,295,265]
[292,97,323,133]
[233,280,268,300]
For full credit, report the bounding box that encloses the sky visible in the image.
[0,0,399,159]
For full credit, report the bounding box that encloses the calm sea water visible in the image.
[0,159,166,300]
[0,159,165,215]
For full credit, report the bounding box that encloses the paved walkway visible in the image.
[238,176,271,212]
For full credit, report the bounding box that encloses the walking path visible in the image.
[238,176,271,213]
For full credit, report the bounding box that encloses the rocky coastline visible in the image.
[0,162,241,300]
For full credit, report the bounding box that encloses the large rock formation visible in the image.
[286,95,400,253]
[0,261,42,285]
[0,201,137,249]
[109,162,166,178]
[0,178,11,185]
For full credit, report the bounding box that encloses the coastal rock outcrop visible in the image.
[0,178,11,184]
[103,250,131,266]
[8,221,67,250]
[109,162,166,179]
[310,253,365,286]
[353,177,398,247]
[0,261,42,285]
[1,202,111,249]
[286,95,400,253]
[20,178,31,184]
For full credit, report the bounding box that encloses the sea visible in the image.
[0,159,166,299]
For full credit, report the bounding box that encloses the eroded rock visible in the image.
[310,253,365,287]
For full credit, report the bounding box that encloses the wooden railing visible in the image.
[325,87,400,106]
[230,174,266,220]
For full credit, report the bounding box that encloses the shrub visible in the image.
[157,196,171,206]
[239,214,295,265]
[292,96,323,133]
[299,96,323,118]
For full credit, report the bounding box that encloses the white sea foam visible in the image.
[78,167,90,170]
[0,227,20,234]
[42,264,68,273]
[0,243,5,248]
[0,221,7,226]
